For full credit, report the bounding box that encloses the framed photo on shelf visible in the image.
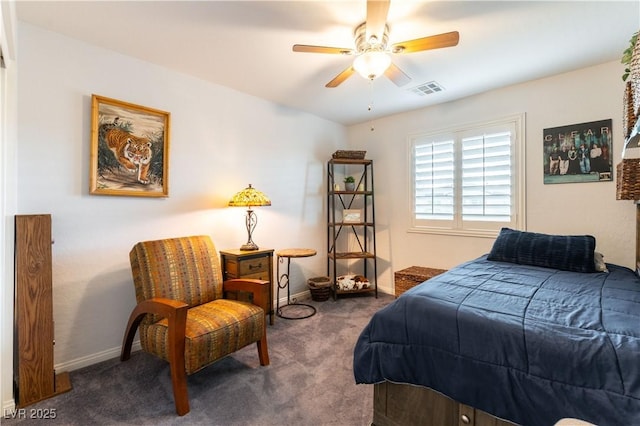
[343,209,362,223]
[90,94,171,197]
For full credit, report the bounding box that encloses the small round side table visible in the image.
[276,248,317,320]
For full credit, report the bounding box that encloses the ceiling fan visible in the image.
[292,0,459,88]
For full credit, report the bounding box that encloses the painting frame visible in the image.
[90,94,170,197]
[343,209,362,223]
[543,119,612,184]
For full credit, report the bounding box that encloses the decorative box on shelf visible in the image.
[332,150,366,160]
[394,266,447,298]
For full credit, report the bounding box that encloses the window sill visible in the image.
[407,226,500,239]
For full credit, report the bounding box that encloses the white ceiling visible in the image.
[15,1,640,125]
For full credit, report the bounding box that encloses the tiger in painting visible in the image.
[103,121,153,185]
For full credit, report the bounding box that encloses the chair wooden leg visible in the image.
[169,358,190,416]
[257,327,270,366]
[167,303,189,415]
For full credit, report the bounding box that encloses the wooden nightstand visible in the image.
[220,248,274,325]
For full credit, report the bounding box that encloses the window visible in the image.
[409,114,525,237]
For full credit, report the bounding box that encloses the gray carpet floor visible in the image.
[5,293,393,425]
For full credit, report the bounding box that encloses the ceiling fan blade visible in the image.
[392,31,460,54]
[384,62,411,87]
[326,66,355,88]
[366,0,390,42]
[293,44,354,55]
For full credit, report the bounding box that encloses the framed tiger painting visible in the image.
[89,94,170,197]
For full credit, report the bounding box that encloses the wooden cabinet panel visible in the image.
[373,382,515,426]
[14,214,71,407]
[459,404,475,425]
[15,214,54,406]
[474,408,514,426]
[375,381,458,426]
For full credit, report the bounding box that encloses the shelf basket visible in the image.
[332,150,366,160]
[308,276,332,301]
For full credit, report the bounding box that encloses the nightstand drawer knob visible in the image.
[240,259,268,275]
[461,414,471,424]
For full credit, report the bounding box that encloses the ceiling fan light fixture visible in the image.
[291,1,459,88]
[353,50,392,80]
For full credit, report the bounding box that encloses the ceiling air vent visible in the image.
[409,81,445,96]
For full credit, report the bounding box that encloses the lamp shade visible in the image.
[228,184,271,207]
[353,50,392,80]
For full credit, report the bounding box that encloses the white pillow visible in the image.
[594,251,608,273]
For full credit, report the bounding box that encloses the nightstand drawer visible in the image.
[239,258,269,275]
[224,259,239,277]
[242,271,270,281]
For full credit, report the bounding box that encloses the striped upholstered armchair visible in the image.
[120,236,270,415]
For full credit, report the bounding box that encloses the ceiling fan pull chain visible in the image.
[369,79,375,131]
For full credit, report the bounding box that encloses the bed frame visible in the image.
[372,205,640,426]
[373,381,514,426]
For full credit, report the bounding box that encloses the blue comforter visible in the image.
[353,256,640,426]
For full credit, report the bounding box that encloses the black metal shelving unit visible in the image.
[327,158,377,299]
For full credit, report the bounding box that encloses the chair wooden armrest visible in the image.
[121,297,190,415]
[121,297,188,362]
[223,278,270,314]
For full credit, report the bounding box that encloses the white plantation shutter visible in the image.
[410,114,524,236]
[461,131,512,222]
[415,139,454,220]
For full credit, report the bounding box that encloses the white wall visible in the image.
[348,60,636,291]
[14,22,345,378]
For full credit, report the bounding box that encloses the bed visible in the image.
[353,227,640,426]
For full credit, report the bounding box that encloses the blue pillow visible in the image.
[488,228,596,273]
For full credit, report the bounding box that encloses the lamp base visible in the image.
[240,242,259,251]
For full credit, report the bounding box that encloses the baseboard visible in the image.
[279,285,392,304]
[2,398,16,418]
[54,341,141,373]
[378,285,393,296]
[276,288,312,306]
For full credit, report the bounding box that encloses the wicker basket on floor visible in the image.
[394,266,447,298]
[308,276,332,301]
